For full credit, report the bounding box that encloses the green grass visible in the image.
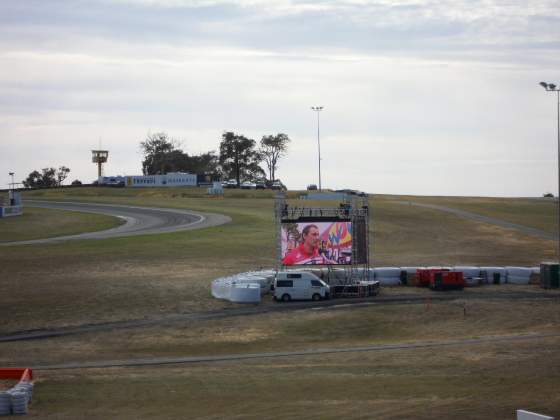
[0,207,123,241]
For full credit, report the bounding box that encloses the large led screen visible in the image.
[281,221,352,265]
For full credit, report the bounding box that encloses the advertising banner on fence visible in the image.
[281,221,352,265]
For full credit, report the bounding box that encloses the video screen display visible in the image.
[281,221,352,265]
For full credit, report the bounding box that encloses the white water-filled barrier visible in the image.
[480,267,507,284]
[211,270,275,303]
[373,267,401,286]
[452,266,481,278]
[211,265,542,303]
[506,267,533,284]
[229,283,261,303]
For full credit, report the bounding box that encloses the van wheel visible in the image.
[312,293,321,301]
[281,294,291,302]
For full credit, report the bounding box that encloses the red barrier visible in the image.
[0,368,33,382]
[416,268,449,287]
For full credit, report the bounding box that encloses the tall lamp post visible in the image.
[540,81,560,262]
[311,106,323,191]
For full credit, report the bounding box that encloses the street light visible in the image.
[540,81,560,262]
[311,106,323,191]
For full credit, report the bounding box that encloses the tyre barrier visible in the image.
[0,368,33,416]
[211,265,542,303]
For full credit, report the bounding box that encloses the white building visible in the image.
[99,172,197,187]
[125,172,197,188]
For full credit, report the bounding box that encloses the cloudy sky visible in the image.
[1,0,559,196]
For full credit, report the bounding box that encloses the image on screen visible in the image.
[281,221,352,265]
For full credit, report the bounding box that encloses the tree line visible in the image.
[20,130,291,188]
[140,131,290,186]
[22,166,74,188]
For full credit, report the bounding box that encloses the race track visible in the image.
[1,200,231,246]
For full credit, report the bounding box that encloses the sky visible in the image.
[1,0,559,196]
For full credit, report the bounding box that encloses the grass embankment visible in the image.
[393,195,558,234]
[3,298,559,366]
[0,207,123,242]
[0,188,555,333]
[1,188,559,419]
[29,336,560,419]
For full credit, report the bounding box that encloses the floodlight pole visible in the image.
[311,106,323,191]
[540,82,560,262]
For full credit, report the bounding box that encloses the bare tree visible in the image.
[260,133,290,182]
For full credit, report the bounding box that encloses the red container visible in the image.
[429,271,464,290]
[416,268,449,287]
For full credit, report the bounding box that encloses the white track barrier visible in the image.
[452,266,481,278]
[480,267,507,284]
[211,270,275,302]
[374,267,401,286]
[506,267,533,284]
[229,283,261,303]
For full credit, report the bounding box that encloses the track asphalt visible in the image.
[0,200,231,245]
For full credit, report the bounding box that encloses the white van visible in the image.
[273,271,330,302]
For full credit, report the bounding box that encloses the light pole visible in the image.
[8,172,14,190]
[311,106,323,191]
[540,81,560,262]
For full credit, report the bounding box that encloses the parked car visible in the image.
[307,184,317,190]
[240,181,257,189]
[271,180,286,191]
[223,179,238,188]
[273,271,330,302]
[255,180,266,189]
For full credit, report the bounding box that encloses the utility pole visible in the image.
[539,81,560,262]
[311,106,324,191]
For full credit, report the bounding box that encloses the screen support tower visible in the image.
[274,192,371,284]
[91,150,109,179]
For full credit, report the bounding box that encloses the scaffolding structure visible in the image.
[274,192,371,286]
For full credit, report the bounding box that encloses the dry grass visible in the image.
[26,336,560,419]
[0,188,558,418]
[4,299,559,366]
[0,188,555,333]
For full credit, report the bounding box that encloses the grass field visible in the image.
[0,207,123,242]
[392,195,558,234]
[0,187,558,419]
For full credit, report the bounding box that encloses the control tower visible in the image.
[92,150,109,178]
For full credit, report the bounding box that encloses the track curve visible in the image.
[0,200,231,246]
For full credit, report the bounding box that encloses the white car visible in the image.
[222,179,238,188]
[240,181,257,189]
[273,271,330,302]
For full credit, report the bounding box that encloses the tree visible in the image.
[22,166,71,188]
[71,179,83,186]
[219,132,264,186]
[139,132,221,178]
[140,132,180,175]
[260,133,290,182]
[57,166,70,186]
[23,168,57,188]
